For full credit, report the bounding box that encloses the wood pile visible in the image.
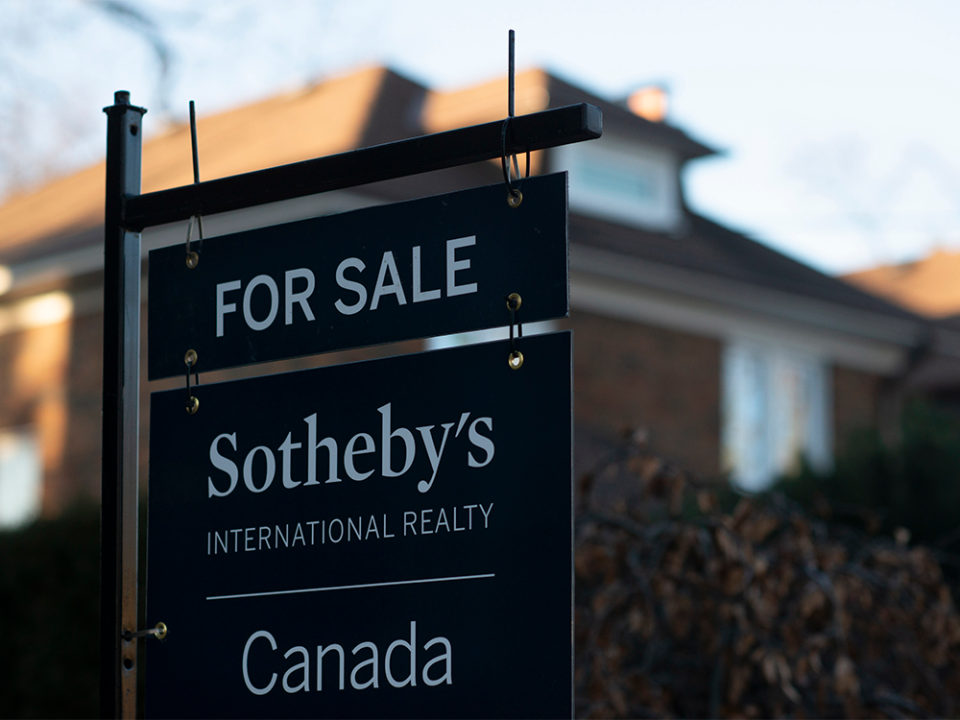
[574,435,960,719]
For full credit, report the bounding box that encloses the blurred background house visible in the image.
[2,65,953,530]
[844,250,960,408]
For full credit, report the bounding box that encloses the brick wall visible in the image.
[568,310,722,477]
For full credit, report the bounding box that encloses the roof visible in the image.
[843,248,960,319]
[571,211,920,322]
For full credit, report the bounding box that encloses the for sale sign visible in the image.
[147,173,568,380]
[146,332,572,718]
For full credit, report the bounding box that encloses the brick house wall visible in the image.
[569,310,722,477]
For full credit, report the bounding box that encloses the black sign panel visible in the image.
[146,332,572,718]
[147,173,568,380]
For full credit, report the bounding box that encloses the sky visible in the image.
[3,0,960,275]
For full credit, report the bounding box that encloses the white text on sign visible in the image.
[215,236,478,336]
[242,621,452,696]
[207,403,494,497]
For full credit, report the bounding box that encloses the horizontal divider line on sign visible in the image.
[205,572,497,601]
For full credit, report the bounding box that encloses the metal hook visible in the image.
[122,622,168,642]
[185,349,199,414]
[501,119,524,208]
[185,100,203,268]
[501,30,530,208]
[506,293,524,369]
[185,216,200,269]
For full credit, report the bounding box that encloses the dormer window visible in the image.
[579,161,658,203]
[552,135,682,232]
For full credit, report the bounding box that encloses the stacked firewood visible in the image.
[574,436,960,719]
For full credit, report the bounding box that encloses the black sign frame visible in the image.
[101,86,599,717]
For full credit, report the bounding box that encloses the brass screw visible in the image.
[507,189,523,208]
[184,349,198,366]
[506,293,522,312]
[186,251,199,269]
[154,622,168,640]
[186,396,199,414]
[508,351,524,370]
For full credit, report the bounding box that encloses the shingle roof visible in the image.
[571,211,921,321]
[843,248,960,319]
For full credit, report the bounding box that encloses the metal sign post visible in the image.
[101,91,146,719]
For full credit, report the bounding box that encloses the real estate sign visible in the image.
[147,173,568,380]
[145,332,572,718]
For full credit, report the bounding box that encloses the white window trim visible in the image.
[721,337,833,491]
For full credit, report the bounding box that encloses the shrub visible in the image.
[775,399,960,549]
[0,504,100,718]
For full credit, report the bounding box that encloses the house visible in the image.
[0,65,943,528]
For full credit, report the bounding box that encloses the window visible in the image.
[552,137,682,232]
[0,427,42,529]
[579,161,658,203]
[721,341,831,491]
